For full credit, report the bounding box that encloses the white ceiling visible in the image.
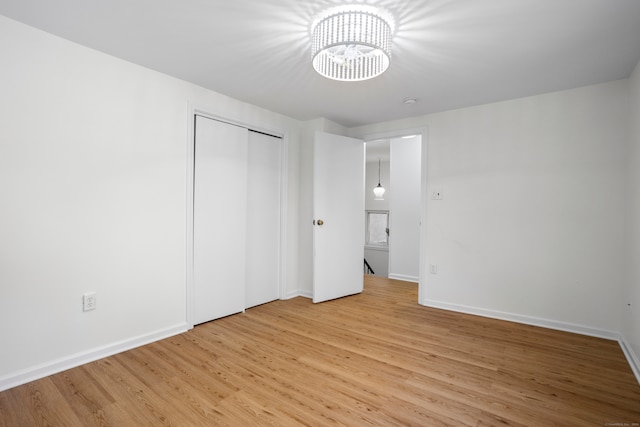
[1,0,640,128]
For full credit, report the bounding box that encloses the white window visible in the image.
[366,211,389,246]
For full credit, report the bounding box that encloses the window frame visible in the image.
[365,210,389,248]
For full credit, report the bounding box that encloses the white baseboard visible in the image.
[0,323,188,392]
[422,298,619,340]
[283,290,312,300]
[618,334,640,385]
[389,274,419,283]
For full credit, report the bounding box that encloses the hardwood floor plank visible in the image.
[0,378,86,427]
[1,276,639,426]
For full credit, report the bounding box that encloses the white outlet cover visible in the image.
[83,292,96,311]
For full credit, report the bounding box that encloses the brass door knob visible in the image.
[317,219,324,226]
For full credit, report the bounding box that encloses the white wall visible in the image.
[349,80,629,337]
[624,60,640,375]
[389,137,421,282]
[0,15,301,390]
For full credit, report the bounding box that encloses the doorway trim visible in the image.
[185,105,289,328]
[358,126,428,304]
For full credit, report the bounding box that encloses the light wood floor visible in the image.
[1,276,639,426]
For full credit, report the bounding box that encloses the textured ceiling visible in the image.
[1,0,640,127]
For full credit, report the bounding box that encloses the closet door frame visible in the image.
[186,107,288,329]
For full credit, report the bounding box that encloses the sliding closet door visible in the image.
[193,115,248,325]
[245,131,281,308]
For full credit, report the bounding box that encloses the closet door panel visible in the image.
[245,131,281,308]
[193,115,248,324]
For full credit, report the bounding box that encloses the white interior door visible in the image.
[193,115,248,324]
[245,130,281,308]
[313,131,365,303]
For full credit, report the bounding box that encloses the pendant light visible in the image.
[373,158,385,200]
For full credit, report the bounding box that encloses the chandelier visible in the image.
[311,7,393,81]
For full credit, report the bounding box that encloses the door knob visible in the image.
[317,219,324,226]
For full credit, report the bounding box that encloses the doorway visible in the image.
[364,140,390,277]
[361,128,427,304]
[364,135,421,282]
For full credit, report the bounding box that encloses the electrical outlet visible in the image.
[83,292,96,312]
[429,264,438,274]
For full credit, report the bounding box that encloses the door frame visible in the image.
[359,127,428,304]
[185,105,289,329]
